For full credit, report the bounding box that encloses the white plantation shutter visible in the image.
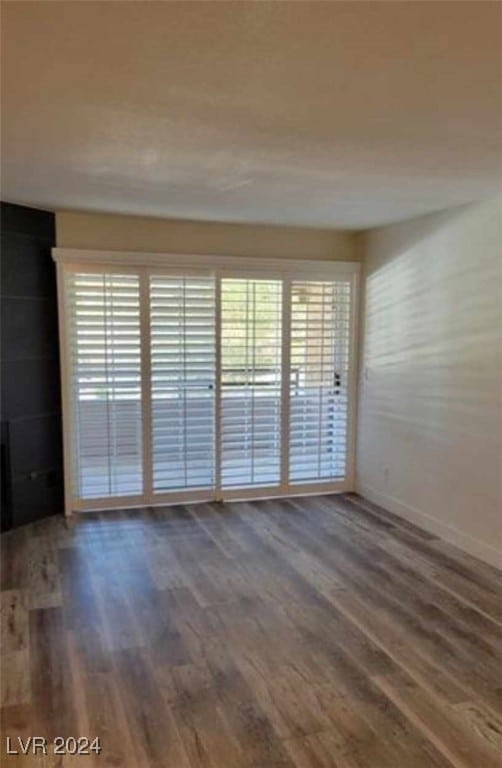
[220,278,282,488]
[57,255,357,513]
[289,279,351,483]
[67,271,143,498]
[150,276,216,491]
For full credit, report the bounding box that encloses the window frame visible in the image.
[54,248,360,515]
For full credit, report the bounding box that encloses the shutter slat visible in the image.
[150,275,216,492]
[220,278,282,489]
[67,272,143,499]
[289,279,351,483]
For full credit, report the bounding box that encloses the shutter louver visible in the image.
[220,278,282,488]
[150,276,216,491]
[289,279,351,483]
[67,272,143,499]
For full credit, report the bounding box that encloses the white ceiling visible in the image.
[2,1,501,230]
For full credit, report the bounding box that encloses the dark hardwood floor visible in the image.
[1,493,501,767]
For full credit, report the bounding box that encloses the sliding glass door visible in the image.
[59,260,357,513]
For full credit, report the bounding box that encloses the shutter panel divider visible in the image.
[214,276,223,500]
[280,276,291,490]
[140,269,154,501]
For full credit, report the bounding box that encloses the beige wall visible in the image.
[56,211,359,261]
[357,196,502,567]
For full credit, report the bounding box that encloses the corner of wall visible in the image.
[355,198,502,570]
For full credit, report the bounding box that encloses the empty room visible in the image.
[1,1,501,766]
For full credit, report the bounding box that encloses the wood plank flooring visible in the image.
[1,493,501,767]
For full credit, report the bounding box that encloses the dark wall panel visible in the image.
[1,202,63,529]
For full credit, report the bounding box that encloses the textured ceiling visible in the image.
[1,1,501,229]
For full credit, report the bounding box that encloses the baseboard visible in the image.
[357,483,502,570]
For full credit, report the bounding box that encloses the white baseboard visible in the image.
[357,483,502,570]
